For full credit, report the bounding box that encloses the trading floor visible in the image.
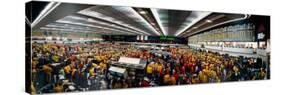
[31,42,269,93]
[26,1,270,94]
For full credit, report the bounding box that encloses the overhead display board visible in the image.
[188,23,255,43]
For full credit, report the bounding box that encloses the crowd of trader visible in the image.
[30,43,269,94]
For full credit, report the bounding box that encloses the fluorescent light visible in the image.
[151,9,167,36]
[139,11,146,14]
[206,19,212,23]
[67,15,84,20]
[87,18,94,22]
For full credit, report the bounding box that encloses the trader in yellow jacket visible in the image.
[99,62,107,74]
[43,64,53,83]
[64,65,72,80]
[146,64,153,74]
[89,67,96,77]
[146,63,153,79]
[163,74,171,85]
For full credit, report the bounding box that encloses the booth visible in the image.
[110,57,146,69]
[108,66,127,77]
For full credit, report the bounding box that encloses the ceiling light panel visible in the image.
[151,9,167,36]
[54,20,134,35]
[53,15,140,35]
[31,2,61,28]
[175,11,212,36]
[184,14,248,37]
[113,7,160,35]
[77,6,152,35]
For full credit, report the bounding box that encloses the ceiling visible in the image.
[28,1,249,37]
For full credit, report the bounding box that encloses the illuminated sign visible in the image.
[160,36,175,40]
[113,36,125,39]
